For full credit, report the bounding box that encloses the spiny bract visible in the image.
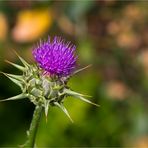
[0,36,99,122]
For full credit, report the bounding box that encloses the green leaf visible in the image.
[75,95,100,107]
[54,102,73,122]
[0,93,28,102]
[1,72,23,81]
[44,100,50,119]
[14,51,30,68]
[64,88,91,98]
[5,60,25,71]
[1,72,23,88]
[64,89,100,107]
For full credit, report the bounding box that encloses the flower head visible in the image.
[1,36,99,122]
[33,36,77,77]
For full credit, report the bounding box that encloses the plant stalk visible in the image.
[22,105,43,148]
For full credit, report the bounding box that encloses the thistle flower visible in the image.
[0,36,99,147]
[33,36,77,77]
[0,36,99,122]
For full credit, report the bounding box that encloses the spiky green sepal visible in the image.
[1,55,99,121]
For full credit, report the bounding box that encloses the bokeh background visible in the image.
[0,0,148,147]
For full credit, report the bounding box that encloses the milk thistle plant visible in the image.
[0,36,99,147]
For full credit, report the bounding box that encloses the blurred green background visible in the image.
[0,1,148,147]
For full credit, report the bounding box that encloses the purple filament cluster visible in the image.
[33,36,77,77]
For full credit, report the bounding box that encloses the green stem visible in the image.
[23,105,43,148]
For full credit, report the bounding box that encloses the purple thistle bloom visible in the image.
[33,36,77,77]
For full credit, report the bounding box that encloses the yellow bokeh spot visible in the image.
[0,13,8,41]
[12,9,53,42]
